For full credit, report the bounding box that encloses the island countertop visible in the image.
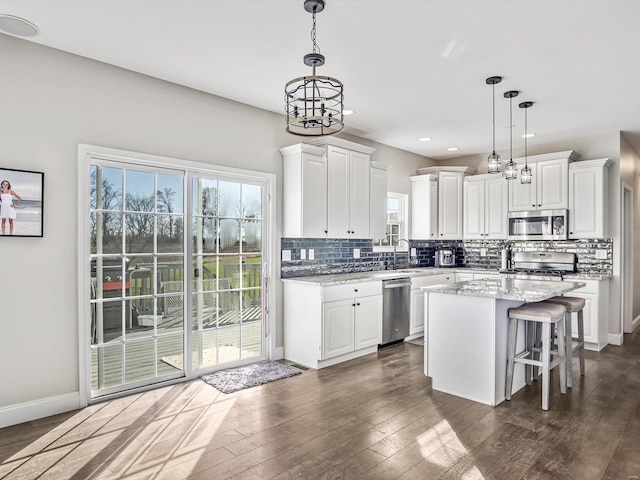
[423,278,587,302]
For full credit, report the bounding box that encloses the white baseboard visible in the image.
[608,333,624,346]
[632,315,640,332]
[271,346,285,360]
[0,392,82,429]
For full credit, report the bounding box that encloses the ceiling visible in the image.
[1,0,640,160]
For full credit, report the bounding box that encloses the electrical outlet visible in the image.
[300,249,306,260]
[282,250,291,262]
[595,249,608,260]
[308,249,315,260]
[410,248,417,257]
[353,248,360,259]
[481,248,488,257]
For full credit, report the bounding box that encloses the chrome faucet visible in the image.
[393,239,410,270]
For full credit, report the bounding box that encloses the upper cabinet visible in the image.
[463,174,508,240]
[281,138,376,239]
[280,143,328,238]
[508,151,580,212]
[568,158,612,239]
[369,163,389,241]
[438,171,464,239]
[410,174,438,239]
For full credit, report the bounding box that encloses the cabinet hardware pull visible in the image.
[352,303,356,307]
[354,289,358,292]
[324,230,328,234]
[356,303,360,306]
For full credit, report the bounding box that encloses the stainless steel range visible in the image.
[503,251,576,281]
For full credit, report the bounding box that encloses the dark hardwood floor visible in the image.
[1,331,639,480]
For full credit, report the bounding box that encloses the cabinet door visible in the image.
[569,293,596,345]
[410,176,438,239]
[463,179,485,239]
[301,151,328,237]
[354,295,382,349]
[438,172,463,239]
[509,163,537,211]
[410,288,425,335]
[569,167,601,238]
[485,177,508,239]
[322,299,355,359]
[327,145,350,238]
[349,151,370,238]
[538,158,568,209]
[370,166,387,241]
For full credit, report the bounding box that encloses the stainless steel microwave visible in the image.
[507,209,568,241]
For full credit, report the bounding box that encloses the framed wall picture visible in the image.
[0,167,44,237]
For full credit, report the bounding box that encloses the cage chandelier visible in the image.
[285,0,344,136]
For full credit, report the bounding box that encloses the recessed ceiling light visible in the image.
[447,147,459,151]
[522,133,536,138]
[0,14,40,37]
[342,109,355,116]
[418,137,432,142]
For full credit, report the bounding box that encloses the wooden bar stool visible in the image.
[545,296,586,388]
[506,302,567,410]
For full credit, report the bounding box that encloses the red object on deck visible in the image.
[102,281,130,291]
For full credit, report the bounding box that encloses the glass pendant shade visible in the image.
[520,164,532,184]
[519,101,534,185]
[504,159,518,180]
[487,152,501,174]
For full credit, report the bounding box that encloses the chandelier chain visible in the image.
[311,11,320,54]
[492,84,496,153]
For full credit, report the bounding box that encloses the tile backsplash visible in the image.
[281,238,613,278]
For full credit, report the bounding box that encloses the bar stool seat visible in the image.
[545,295,586,388]
[506,301,567,411]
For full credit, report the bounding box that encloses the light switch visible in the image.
[353,248,360,259]
[282,250,291,262]
[308,249,315,260]
[410,248,417,257]
[300,249,306,260]
[595,249,608,259]
[480,248,488,257]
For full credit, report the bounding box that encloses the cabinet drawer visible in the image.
[411,274,455,289]
[323,281,382,302]
[567,279,599,295]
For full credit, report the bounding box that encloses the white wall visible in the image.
[0,34,431,417]
[620,134,640,320]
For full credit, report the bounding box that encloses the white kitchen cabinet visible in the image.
[308,138,376,238]
[409,274,454,335]
[410,174,438,239]
[283,279,382,369]
[420,273,456,377]
[280,143,328,237]
[565,279,609,351]
[569,158,612,239]
[508,151,579,212]
[438,171,464,239]
[369,164,389,241]
[463,175,508,240]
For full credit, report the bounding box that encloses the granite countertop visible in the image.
[280,267,610,286]
[423,278,587,302]
[280,267,456,286]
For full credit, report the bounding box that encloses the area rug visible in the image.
[201,361,303,394]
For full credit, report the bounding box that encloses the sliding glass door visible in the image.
[88,160,267,398]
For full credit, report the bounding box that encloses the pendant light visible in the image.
[503,90,519,180]
[285,0,344,137]
[486,76,502,174]
[519,101,534,184]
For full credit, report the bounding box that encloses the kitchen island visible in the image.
[424,277,586,406]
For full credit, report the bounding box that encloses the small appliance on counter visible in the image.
[435,248,456,267]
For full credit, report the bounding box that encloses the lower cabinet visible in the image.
[283,280,382,369]
[566,279,609,351]
[410,273,455,335]
[323,294,382,358]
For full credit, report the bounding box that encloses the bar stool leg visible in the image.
[577,309,585,376]
[564,311,573,388]
[525,320,534,386]
[505,317,518,400]
[556,318,567,395]
[541,323,551,411]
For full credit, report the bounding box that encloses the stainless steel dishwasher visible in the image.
[381,277,411,345]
